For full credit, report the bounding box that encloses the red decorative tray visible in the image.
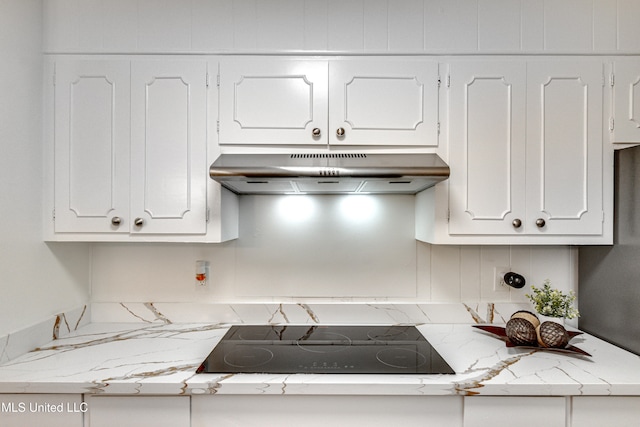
[472,324,591,357]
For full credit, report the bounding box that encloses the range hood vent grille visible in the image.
[291,153,367,159]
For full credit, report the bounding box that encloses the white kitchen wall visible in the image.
[90,195,577,303]
[73,0,589,306]
[0,0,90,338]
[42,0,640,54]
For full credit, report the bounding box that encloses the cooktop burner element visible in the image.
[197,325,455,374]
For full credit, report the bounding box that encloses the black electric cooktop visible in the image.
[196,325,455,374]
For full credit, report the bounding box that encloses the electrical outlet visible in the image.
[195,260,210,288]
[493,267,511,291]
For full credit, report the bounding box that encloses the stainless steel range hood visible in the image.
[209,153,449,195]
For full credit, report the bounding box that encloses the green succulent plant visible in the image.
[525,279,580,319]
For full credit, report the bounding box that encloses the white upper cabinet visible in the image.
[448,61,527,235]
[218,58,328,145]
[441,59,608,243]
[611,59,640,143]
[49,56,611,245]
[525,61,604,236]
[218,57,439,146]
[54,60,131,233]
[47,57,238,242]
[130,60,208,235]
[328,59,439,146]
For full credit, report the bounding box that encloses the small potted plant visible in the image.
[525,279,580,324]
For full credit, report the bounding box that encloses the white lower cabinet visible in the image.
[3,394,636,426]
[571,396,640,427]
[463,396,566,427]
[0,394,84,427]
[191,395,463,427]
[86,396,190,427]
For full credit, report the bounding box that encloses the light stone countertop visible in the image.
[1,319,639,397]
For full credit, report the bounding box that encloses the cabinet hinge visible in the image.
[437,76,441,88]
[610,73,615,87]
[206,73,210,88]
[446,74,451,88]
[206,208,210,223]
[217,74,220,88]
[216,120,220,134]
[437,122,441,135]
[446,209,450,223]
[52,209,55,221]
[609,117,615,132]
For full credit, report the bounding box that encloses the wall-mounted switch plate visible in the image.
[493,267,511,291]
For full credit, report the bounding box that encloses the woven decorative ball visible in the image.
[536,321,569,348]
[510,310,540,329]
[505,317,538,346]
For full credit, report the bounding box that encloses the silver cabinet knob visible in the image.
[312,128,321,137]
[134,218,144,227]
[512,218,522,229]
[336,127,345,137]
[536,218,546,228]
[111,216,122,226]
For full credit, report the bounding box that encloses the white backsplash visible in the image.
[89,302,531,325]
[0,305,89,365]
[90,195,577,304]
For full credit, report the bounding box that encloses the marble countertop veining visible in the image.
[1,320,640,396]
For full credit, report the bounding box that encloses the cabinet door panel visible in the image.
[526,62,603,235]
[218,58,328,145]
[612,60,640,143]
[87,396,189,427]
[572,397,640,427]
[329,60,439,146]
[54,60,130,233]
[464,396,565,427]
[192,395,462,427]
[0,394,83,427]
[131,60,207,234]
[448,61,527,235]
